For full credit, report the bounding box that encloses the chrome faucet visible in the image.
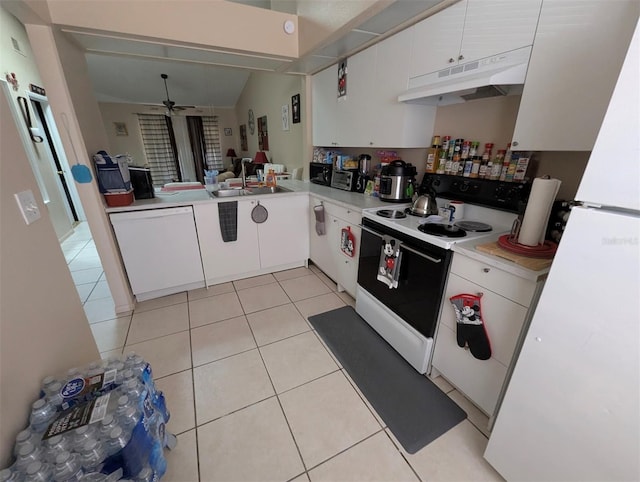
[240,158,252,188]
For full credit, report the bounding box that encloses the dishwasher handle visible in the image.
[110,206,193,222]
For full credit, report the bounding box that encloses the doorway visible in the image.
[28,93,85,226]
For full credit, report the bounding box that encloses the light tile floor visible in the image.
[60,224,504,481]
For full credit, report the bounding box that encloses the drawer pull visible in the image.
[482,268,490,273]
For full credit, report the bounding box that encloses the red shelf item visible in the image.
[497,234,558,259]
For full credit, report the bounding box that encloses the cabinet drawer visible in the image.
[442,273,527,367]
[322,201,362,227]
[432,324,507,415]
[451,254,536,306]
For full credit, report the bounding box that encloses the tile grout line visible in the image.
[240,298,311,478]
[185,294,202,482]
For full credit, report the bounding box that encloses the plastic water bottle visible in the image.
[118,379,145,403]
[43,435,72,463]
[77,440,106,472]
[117,406,140,433]
[97,415,119,440]
[77,474,105,482]
[14,429,40,456]
[0,467,24,482]
[23,461,53,482]
[52,452,83,482]
[70,427,98,453]
[44,382,64,408]
[85,362,102,378]
[104,427,129,458]
[29,400,57,433]
[40,377,59,398]
[15,443,44,471]
[133,467,152,482]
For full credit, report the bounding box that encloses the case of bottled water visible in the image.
[1,354,175,482]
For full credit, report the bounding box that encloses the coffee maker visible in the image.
[355,154,371,193]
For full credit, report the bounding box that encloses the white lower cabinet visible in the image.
[308,196,361,297]
[194,200,260,282]
[432,253,538,417]
[257,195,309,270]
[194,194,309,284]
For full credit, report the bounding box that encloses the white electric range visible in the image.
[355,175,531,374]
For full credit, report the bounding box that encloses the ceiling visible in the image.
[64,0,451,108]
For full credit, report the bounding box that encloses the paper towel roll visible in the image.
[517,177,562,246]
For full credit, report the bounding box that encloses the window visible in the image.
[138,114,223,186]
[137,114,179,186]
[202,116,223,170]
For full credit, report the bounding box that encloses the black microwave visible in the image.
[309,162,333,186]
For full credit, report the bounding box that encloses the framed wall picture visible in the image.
[114,122,128,136]
[240,124,248,151]
[224,128,232,136]
[338,60,347,98]
[281,104,290,131]
[292,93,300,124]
[258,115,269,151]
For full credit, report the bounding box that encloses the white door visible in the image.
[484,206,640,481]
[311,65,338,146]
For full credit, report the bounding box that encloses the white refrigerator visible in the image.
[484,20,640,482]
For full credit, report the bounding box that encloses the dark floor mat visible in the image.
[308,306,467,454]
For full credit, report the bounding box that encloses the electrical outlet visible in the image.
[14,190,41,225]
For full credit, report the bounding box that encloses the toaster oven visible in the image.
[331,169,358,191]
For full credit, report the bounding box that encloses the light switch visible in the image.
[14,190,41,225]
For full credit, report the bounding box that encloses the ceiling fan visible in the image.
[146,73,194,115]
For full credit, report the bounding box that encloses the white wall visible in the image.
[0,90,100,465]
[0,6,73,240]
[235,71,306,172]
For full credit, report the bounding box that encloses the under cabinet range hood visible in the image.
[398,46,532,106]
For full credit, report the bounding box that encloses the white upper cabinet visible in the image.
[511,0,639,151]
[460,0,542,64]
[312,29,435,148]
[410,0,542,80]
[409,0,467,78]
[312,65,339,147]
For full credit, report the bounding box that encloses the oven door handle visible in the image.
[360,225,384,238]
[399,243,442,264]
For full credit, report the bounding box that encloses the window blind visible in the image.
[137,114,179,186]
[201,116,223,170]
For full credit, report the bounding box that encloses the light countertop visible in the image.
[104,180,390,214]
[453,234,551,282]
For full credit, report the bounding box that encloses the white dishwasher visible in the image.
[110,206,205,301]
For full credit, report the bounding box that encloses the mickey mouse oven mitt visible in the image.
[449,293,491,360]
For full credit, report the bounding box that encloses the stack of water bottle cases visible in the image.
[1,353,175,482]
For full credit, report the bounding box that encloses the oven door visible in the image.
[357,218,452,338]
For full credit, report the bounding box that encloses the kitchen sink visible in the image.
[211,188,251,197]
[246,186,291,195]
[210,186,291,197]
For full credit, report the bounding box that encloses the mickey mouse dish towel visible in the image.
[377,236,402,289]
[450,294,491,360]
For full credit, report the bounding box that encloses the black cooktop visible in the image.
[419,174,531,214]
[418,223,467,238]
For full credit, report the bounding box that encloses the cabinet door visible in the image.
[511,0,638,151]
[432,272,527,415]
[460,0,541,64]
[331,220,361,297]
[336,46,377,147]
[375,27,435,148]
[257,195,309,269]
[193,201,260,282]
[312,65,339,146]
[409,0,467,79]
[309,198,336,280]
